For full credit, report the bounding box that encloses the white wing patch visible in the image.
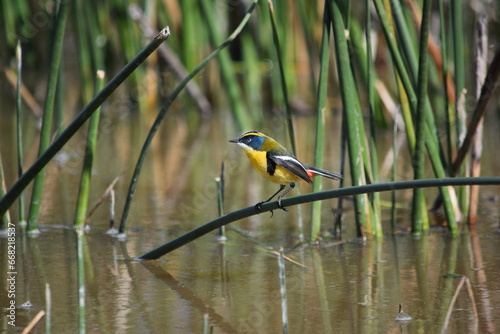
[269,153,312,184]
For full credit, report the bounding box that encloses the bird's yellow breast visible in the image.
[242,147,300,184]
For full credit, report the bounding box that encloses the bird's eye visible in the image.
[243,136,252,143]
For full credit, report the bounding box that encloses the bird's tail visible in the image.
[306,166,342,180]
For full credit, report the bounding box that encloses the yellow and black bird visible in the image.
[229,131,342,211]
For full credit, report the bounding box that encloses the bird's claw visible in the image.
[255,200,286,217]
[255,202,264,211]
[277,200,287,211]
[256,202,274,217]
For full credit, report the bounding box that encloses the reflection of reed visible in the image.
[141,261,237,333]
[469,230,495,333]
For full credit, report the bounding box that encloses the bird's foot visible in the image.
[255,202,265,211]
[277,199,288,212]
[255,201,276,217]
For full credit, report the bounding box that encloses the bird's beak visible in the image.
[229,138,239,143]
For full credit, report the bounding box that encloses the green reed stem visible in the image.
[199,0,251,130]
[268,0,296,155]
[366,0,382,236]
[451,0,467,212]
[438,0,452,172]
[451,0,465,138]
[349,16,384,127]
[329,0,369,234]
[381,0,427,228]
[374,0,456,233]
[15,40,25,224]
[180,0,198,71]
[390,120,397,231]
[73,0,95,102]
[390,0,418,84]
[27,0,68,232]
[0,28,170,219]
[310,1,330,240]
[296,0,318,94]
[333,116,347,237]
[137,177,500,260]
[74,71,105,227]
[267,0,305,239]
[118,1,258,233]
[411,0,432,234]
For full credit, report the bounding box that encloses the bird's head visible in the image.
[229,131,269,151]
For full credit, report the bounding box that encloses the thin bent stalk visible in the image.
[27,0,68,232]
[411,0,432,233]
[310,1,330,240]
[74,71,106,227]
[0,28,170,218]
[137,177,500,260]
[118,1,259,233]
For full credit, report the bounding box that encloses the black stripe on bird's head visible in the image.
[229,131,266,151]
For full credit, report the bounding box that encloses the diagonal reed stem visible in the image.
[74,71,106,227]
[0,28,170,219]
[118,1,259,233]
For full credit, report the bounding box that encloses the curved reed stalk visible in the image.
[137,177,500,260]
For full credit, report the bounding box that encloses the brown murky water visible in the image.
[1,94,500,333]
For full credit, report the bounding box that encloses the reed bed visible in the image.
[1,0,499,242]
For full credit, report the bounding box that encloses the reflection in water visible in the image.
[2,222,500,332]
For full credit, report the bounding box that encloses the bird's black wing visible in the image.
[266,151,313,184]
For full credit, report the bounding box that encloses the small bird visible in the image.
[229,131,342,211]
